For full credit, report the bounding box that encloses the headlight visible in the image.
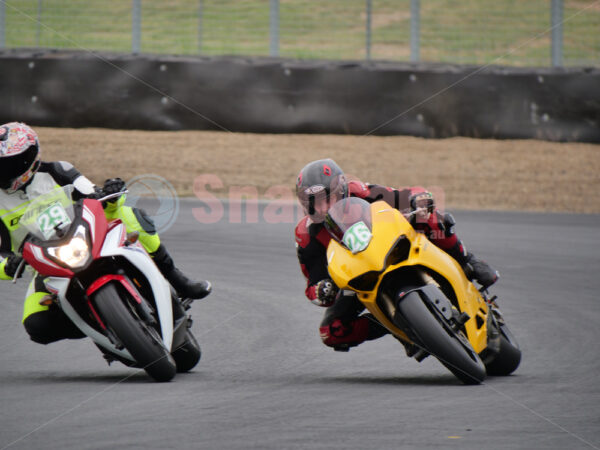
[47,225,90,269]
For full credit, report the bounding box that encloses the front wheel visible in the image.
[93,282,177,382]
[397,292,486,385]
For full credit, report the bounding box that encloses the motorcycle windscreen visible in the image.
[324,197,373,254]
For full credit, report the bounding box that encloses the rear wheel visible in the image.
[397,292,486,385]
[172,331,201,373]
[93,282,177,382]
[485,324,521,376]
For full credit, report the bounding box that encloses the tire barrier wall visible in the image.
[0,50,598,142]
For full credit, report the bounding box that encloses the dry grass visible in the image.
[37,127,600,213]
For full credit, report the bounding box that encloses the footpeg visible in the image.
[456,312,470,325]
[397,338,429,361]
[181,297,198,311]
[414,348,430,362]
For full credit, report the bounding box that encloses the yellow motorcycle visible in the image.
[324,197,521,385]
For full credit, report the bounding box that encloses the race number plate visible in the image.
[342,221,372,254]
[37,203,71,239]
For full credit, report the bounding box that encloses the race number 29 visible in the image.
[37,203,71,238]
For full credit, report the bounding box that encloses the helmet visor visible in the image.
[0,145,39,189]
[297,184,329,221]
[297,175,347,223]
[297,174,347,223]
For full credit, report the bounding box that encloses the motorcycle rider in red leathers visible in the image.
[295,159,498,352]
[0,122,211,345]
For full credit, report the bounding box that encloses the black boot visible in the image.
[151,244,212,299]
[446,241,498,289]
[465,254,499,289]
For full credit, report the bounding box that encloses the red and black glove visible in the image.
[311,279,339,307]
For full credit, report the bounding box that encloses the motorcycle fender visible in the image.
[99,224,174,351]
[396,285,454,321]
[45,276,136,362]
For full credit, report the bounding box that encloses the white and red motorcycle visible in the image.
[16,185,201,382]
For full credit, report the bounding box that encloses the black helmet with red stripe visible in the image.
[296,159,348,223]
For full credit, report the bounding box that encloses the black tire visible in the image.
[172,331,201,373]
[397,293,486,385]
[485,327,521,376]
[93,282,177,382]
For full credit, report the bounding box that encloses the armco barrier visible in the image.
[0,49,598,142]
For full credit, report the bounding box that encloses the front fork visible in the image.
[478,290,503,363]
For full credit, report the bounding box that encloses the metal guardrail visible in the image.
[0,0,597,67]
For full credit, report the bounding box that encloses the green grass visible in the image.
[3,0,599,66]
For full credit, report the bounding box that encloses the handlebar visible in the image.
[95,189,129,203]
[404,207,429,220]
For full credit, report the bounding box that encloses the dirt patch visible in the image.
[37,127,600,213]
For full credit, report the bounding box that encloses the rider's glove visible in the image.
[96,178,126,210]
[3,254,24,279]
[102,178,126,198]
[87,179,125,203]
[312,279,339,307]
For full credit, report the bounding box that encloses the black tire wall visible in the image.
[1,49,598,142]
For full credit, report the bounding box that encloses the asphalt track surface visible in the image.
[0,199,598,450]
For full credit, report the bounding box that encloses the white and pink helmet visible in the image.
[0,122,41,192]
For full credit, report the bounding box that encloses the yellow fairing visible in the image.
[326,201,489,354]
